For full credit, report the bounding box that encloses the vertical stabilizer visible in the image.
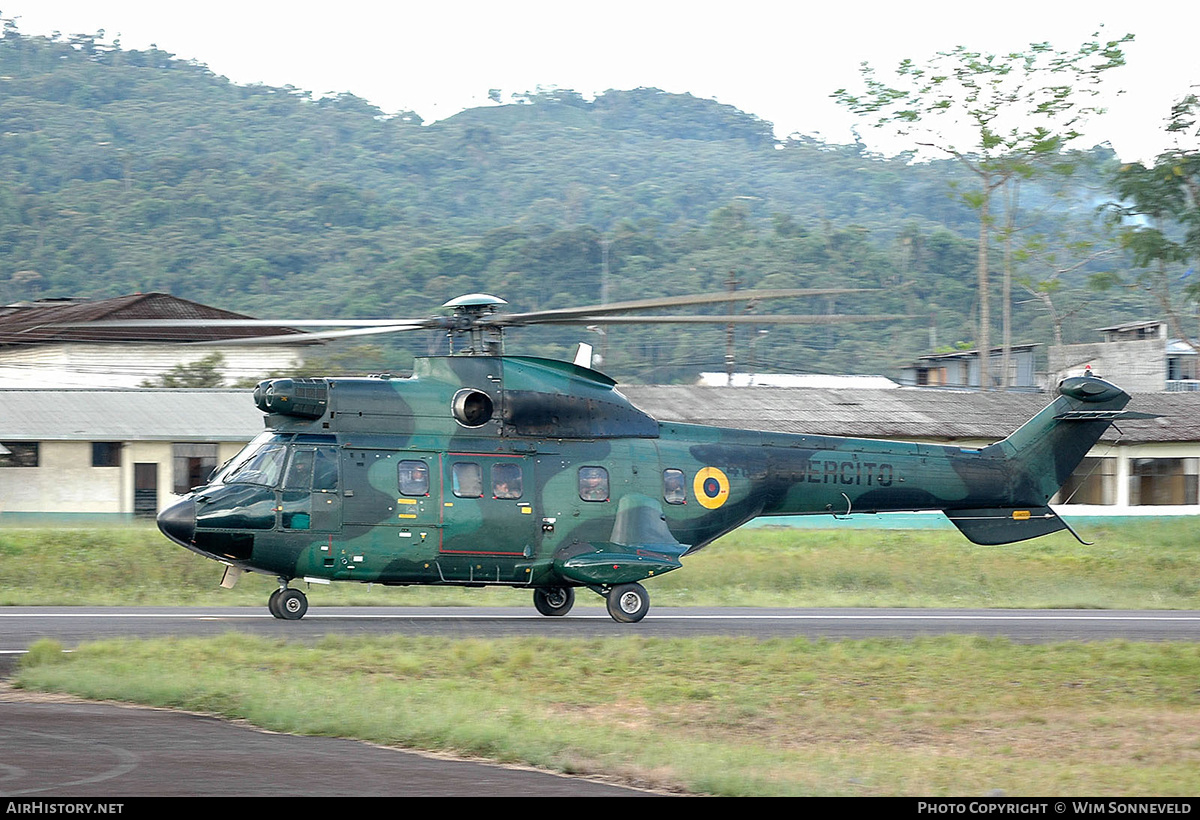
[947,376,1135,545]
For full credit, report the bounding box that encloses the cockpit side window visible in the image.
[311,447,338,492]
[226,444,288,487]
[282,448,314,491]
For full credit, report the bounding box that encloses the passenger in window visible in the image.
[492,463,522,499]
[663,469,686,504]
[579,466,608,501]
[398,461,429,496]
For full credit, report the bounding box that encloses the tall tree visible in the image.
[833,33,1132,389]
[1106,92,1200,351]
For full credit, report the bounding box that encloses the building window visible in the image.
[173,444,220,494]
[917,367,947,387]
[1055,457,1116,505]
[1168,356,1198,382]
[578,466,609,502]
[0,442,38,468]
[92,442,121,468]
[1130,458,1199,506]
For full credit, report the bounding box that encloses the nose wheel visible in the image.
[268,586,308,620]
[533,586,575,616]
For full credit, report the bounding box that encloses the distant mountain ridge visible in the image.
[0,21,1146,382]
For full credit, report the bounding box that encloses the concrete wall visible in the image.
[0,439,247,517]
[1048,339,1165,392]
[0,343,305,389]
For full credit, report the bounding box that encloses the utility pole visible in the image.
[725,270,738,385]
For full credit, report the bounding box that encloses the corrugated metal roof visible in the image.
[0,293,308,345]
[0,389,263,441]
[622,386,1200,444]
[0,384,1195,445]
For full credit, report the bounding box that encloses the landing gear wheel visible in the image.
[533,587,575,617]
[606,582,649,623]
[275,588,308,621]
[268,588,284,619]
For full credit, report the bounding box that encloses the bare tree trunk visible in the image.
[977,195,991,391]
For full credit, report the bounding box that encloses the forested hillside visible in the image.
[0,22,1153,382]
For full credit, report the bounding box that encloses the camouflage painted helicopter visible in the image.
[132,292,1140,623]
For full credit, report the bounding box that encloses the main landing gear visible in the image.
[268,583,308,620]
[605,582,650,623]
[532,582,651,623]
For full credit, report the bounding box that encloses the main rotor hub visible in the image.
[441,294,507,355]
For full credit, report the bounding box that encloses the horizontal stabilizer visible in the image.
[945,506,1069,545]
[1053,410,1159,421]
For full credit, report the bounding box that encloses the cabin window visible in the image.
[398,460,430,497]
[663,469,687,504]
[452,462,483,498]
[226,443,287,487]
[0,442,38,468]
[491,462,523,499]
[578,466,609,502]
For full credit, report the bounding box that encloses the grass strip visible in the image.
[1,518,1198,609]
[17,634,1200,796]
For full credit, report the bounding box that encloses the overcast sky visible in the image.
[2,1,1197,162]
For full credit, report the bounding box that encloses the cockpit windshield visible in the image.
[209,433,286,486]
[225,443,288,486]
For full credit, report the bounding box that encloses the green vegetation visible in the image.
[1,519,1197,609]
[16,633,1200,796]
[0,22,1163,383]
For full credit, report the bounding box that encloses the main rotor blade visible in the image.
[49,319,435,329]
[483,288,873,325]
[185,324,440,346]
[517,314,911,325]
[47,318,442,346]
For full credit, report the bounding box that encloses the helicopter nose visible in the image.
[157,497,196,546]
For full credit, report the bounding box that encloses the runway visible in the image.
[2,605,1199,648]
[3,606,1198,797]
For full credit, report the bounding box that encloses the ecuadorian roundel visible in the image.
[693,466,730,509]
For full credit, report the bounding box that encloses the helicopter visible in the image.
[108,291,1144,623]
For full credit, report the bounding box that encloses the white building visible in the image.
[0,389,262,520]
[0,293,312,388]
[1049,320,1200,393]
